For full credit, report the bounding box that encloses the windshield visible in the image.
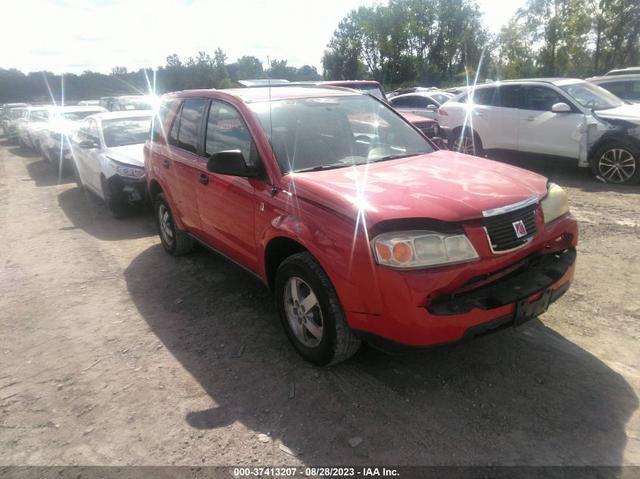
[102,117,151,147]
[249,94,434,174]
[430,93,451,104]
[29,110,50,122]
[62,110,103,121]
[560,82,623,110]
[10,109,26,119]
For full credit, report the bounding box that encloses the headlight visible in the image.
[541,183,569,224]
[372,230,479,269]
[108,158,145,179]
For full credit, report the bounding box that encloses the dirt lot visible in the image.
[0,141,639,467]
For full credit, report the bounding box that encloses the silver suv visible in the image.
[588,74,640,104]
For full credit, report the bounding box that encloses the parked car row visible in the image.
[0,97,155,216]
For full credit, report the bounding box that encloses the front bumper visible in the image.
[347,213,578,347]
[438,125,454,147]
[106,174,147,204]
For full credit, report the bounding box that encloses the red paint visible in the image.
[145,88,578,348]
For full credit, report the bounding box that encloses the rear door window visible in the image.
[392,95,430,108]
[498,85,523,109]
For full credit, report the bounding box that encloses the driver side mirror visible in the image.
[426,104,438,110]
[207,149,256,177]
[551,102,571,113]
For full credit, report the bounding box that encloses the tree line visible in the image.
[1,0,638,103]
[323,0,640,86]
[0,51,321,103]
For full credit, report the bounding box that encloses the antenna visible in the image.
[267,55,273,143]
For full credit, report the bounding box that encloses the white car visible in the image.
[438,78,640,184]
[389,91,453,119]
[99,95,157,112]
[604,67,640,76]
[17,106,55,150]
[3,106,29,142]
[38,105,107,167]
[71,111,152,216]
[588,74,640,104]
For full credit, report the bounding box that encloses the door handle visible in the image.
[527,116,536,122]
[474,111,485,117]
[198,173,209,185]
[162,158,170,168]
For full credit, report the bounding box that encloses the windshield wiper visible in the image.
[373,153,422,162]
[295,162,362,173]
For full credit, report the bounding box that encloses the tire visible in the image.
[154,192,194,256]
[275,252,361,366]
[101,176,129,219]
[451,129,484,157]
[589,140,640,185]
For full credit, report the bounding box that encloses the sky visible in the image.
[0,0,524,75]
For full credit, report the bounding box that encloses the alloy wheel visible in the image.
[597,148,637,184]
[454,134,476,155]
[283,276,324,347]
[158,204,175,247]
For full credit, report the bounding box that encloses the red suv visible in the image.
[145,86,578,365]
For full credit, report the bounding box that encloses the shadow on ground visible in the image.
[124,244,638,465]
[24,157,76,187]
[57,186,154,241]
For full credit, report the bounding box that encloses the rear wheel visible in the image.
[154,192,194,256]
[590,141,640,185]
[275,252,361,366]
[452,129,484,157]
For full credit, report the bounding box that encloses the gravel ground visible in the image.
[0,141,639,467]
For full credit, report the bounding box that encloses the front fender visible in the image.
[259,198,382,316]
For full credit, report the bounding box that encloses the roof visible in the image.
[320,80,381,87]
[391,91,443,99]
[90,110,153,121]
[170,86,361,103]
[238,79,290,87]
[588,73,640,82]
[54,105,107,113]
[456,78,585,90]
[605,67,640,75]
[25,105,54,111]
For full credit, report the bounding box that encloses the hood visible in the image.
[596,103,640,122]
[49,119,81,135]
[104,144,144,167]
[399,111,437,125]
[282,151,548,225]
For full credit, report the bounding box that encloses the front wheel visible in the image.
[451,130,484,157]
[590,141,640,185]
[101,176,129,218]
[275,252,361,366]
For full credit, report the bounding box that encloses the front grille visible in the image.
[483,204,537,252]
